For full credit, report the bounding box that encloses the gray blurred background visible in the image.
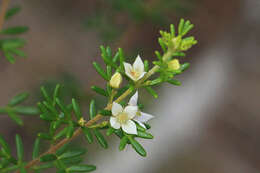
[1,0,260,172]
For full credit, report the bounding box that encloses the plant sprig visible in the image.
[0,19,196,173]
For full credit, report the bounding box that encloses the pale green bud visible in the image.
[109,72,122,89]
[168,59,180,71]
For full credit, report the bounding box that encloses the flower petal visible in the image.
[122,120,137,134]
[124,105,138,119]
[128,91,138,106]
[110,117,120,129]
[134,112,154,123]
[137,72,146,80]
[134,119,146,129]
[133,55,144,73]
[124,63,134,80]
[112,102,123,116]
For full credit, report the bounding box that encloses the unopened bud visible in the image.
[109,72,122,88]
[168,59,180,71]
[78,117,86,127]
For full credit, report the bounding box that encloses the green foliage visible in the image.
[0,19,196,172]
[0,6,28,63]
[0,92,39,126]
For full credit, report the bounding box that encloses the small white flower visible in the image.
[124,55,146,82]
[110,102,138,134]
[129,91,154,129]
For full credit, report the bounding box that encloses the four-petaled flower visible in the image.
[124,55,146,82]
[128,91,154,129]
[110,102,138,134]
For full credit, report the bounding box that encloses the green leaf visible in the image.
[137,131,153,139]
[114,129,124,138]
[54,127,68,141]
[66,121,74,138]
[144,123,151,129]
[82,127,93,144]
[10,49,26,57]
[1,26,29,35]
[148,78,163,86]
[89,99,96,119]
[33,162,53,171]
[167,79,181,86]
[56,143,70,156]
[180,63,190,72]
[112,52,120,63]
[40,154,57,162]
[4,51,15,64]
[53,84,61,105]
[37,133,52,140]
[136,123,146,132]
[19,166,27,173]
[58,149,86,160]
[106,127,115,136]
[118,48,125,72]
[119,136,128,151]
[8,92,29,106]
[56,169,66,173]
[144,60,149,72]
[13,106,39,115]
[62,157,83,166]
[32,138,40,159]
[145,86,158,98]
[93,62,109,80]
[128,136,146,157]
[1,38,26,49]
[98,110,111,116]
[5,6,21,20]
[0,135,11,155]
[182,20,194,36]
[40,87,52,104]
[170,24,175,37]
[7,110,23,126]
[178,18,185,35]
[67,164,96,172]
[55,98,70,119]
[15,134,24,161]
[93,129,108,149]
[39,112,56,121]
[106,65,112,78]
[155,50,162,61]
[91,86,108,97]
[72,98,82,120]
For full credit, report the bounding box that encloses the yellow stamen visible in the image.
[117,112,129,124]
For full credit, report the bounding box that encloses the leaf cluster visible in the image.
[0,6,29,63]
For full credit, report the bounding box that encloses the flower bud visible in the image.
[78,117,86,127]
[168,59,180,71]
[109,72,122,89]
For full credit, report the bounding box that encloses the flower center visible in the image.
[117,112,129,124]
[130,69,140,79]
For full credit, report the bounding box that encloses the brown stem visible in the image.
[0,0,10,31]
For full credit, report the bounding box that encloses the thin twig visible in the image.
[0,0,10,31]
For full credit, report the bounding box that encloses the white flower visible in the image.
[124,55,146,82]
[128,91,154,129]
[110,102,138,134]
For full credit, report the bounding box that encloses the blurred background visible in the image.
[0,0,260,172]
